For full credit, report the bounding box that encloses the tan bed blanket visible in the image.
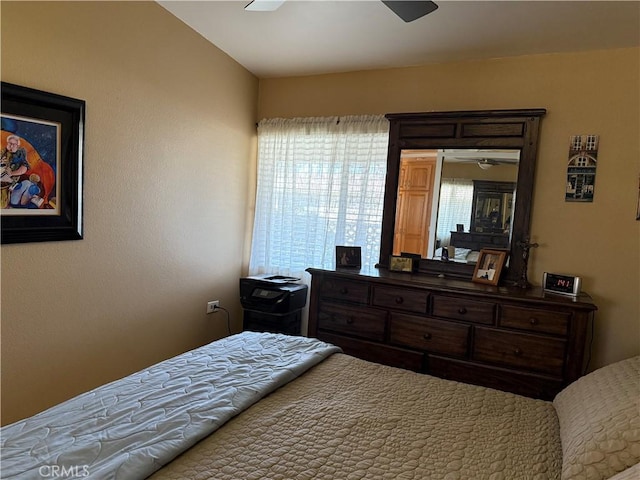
[150,353,561,480]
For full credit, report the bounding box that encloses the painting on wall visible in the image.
[565,134,599,202]
[1,82,85,244]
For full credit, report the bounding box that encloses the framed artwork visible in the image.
[456,224,464,232]
[1,82,85,244]
[336,246,361,268]
[565,134,599,202]
[389,255,415,272]
[472,249,508,286]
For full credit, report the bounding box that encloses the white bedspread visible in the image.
[0,332,341,479]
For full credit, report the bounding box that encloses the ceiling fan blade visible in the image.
[245,0,286,12]
[381,1,438,22]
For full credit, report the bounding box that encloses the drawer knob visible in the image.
[529,317,539,325]
[514,347,523,356]
[346,316,355,325]
[458,307,467,315]
[395,296,404,304]
[340,287,348,294]
[423,332,432,340]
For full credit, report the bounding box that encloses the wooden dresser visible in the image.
[306,268,597,400]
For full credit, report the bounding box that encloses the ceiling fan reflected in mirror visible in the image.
[245,0,439,23]
[476,158,501,170]
[452,158,520,170]
[443,150,521,170]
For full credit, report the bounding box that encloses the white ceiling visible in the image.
[158,1,640,78]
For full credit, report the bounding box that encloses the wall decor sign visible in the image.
[565,134,599,202]
[1,82,84,244]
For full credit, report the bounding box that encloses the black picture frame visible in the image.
[1,82,85,244]
[335,246,361,268]
[389,255,415,272]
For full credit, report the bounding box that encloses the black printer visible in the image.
[239,275,308,335]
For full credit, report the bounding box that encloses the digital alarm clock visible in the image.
[542,272,581,297]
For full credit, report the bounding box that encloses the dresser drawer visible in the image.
[428,356,563,400]
[473,327,566,376]
[318,303,386,341]
[319,332,424,372]
[499,305,570,336]
[372,286,429,314]
[390,313,469,358]
[320,278,369,304]
[431,295,495,325]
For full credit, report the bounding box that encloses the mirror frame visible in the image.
[379,109,546,284]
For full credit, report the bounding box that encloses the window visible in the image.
[435,178,474,247]
[249,116,389,277]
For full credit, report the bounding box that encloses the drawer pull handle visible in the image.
[514,348,523,356]
[423,333,432,340]
[395,296,404,304]
[458,307,467,315]
[346,317,355,325]
[529,317,539,325]
[340,287,348,294]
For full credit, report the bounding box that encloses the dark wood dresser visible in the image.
[306,268,597,400]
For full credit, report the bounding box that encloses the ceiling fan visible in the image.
[452,157,520,170]
[442,150,521,170]
[245,0,439,23]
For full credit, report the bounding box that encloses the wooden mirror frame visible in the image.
[378,109,546,284]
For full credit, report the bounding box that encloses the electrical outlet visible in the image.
[206,300,220,314]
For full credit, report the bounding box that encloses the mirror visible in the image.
[393,149,519,263]
[379,109,546,284]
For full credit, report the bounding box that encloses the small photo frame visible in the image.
[336,246,361,268]
[456,224,464,232]
[389,255,415,273]
[472,249,508,286]
[400,252,421,271]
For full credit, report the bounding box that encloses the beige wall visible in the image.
[258,48,640,371]
[1,1,258,425]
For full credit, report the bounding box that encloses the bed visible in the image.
[1,331,638,480]
[435,246,479,264]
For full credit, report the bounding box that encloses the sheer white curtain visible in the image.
[435,178,474,247]
[249,115,389,278]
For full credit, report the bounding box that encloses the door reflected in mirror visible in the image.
[392,149,520,264]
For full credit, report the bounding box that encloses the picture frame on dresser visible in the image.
[472,249,507,286]
[335,246,361,268]
[389,255,415,272]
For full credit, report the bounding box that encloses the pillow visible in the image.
[607,463,639,480]
[553,356,640,480]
